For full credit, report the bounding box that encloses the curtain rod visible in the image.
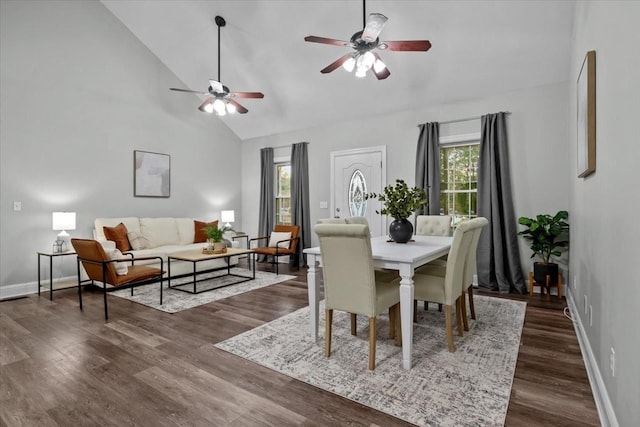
[417,111,511,127]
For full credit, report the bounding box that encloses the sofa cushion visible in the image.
[140,217,180,248]
[95,217,141,241]
[103,223,132,252]
[176,218,195,245]
[194,220,218,243]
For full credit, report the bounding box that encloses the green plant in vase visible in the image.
[517,210,569,285]
[365,179,427,243]
[203,224,234,251]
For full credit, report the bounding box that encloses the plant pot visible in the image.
[389,218,414,243]
[207,239,226,251]
[533,262,559,285]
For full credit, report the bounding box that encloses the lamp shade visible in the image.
[52,212,76,231]
[221,210,235,223]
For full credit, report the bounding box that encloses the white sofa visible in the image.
[94,217,239,278]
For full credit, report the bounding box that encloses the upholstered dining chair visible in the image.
[415,215,452,237]
[250,224,300,274]
[314,223,401,370]
[412,220,476,352]
[459,217,488,330]
[71,238,165,320]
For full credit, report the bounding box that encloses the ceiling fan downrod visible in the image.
[215,15,226,84]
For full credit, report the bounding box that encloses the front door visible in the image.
[330,146,386,236]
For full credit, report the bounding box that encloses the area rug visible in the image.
[110,268,295,313]
[215,295,526,426]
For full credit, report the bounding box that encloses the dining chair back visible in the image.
[415,215,452,236]
[460,217,488,328]
[314,223,401,370]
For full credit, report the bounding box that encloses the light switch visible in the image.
[13,201,22,211]
[319,201,328,209]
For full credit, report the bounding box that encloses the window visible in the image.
[440,142,479,225]
[275,162,291,225]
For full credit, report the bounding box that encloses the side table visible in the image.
[38,250,77,300]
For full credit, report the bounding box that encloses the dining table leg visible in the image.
[399,264,415,370]
[307,254,320,342]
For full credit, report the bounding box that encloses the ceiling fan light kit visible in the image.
[169,15,264,116]
[304,0,431,80]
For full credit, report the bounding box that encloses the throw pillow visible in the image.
[194,220,218,243]
[268,231,292,248]
[103,223,132,252]
[110,249,128,275]
[127,231,149,251]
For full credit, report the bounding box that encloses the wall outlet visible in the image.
[610,348,616,377]
[589,305,593,326]
[584,295,588,314]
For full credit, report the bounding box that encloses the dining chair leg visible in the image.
[394,304,402,347]
[413,299,418,323]
[445,305,455,352]
[438,303,443,312]
[368,317,376,370]
[468,286,476,320]
[325,309,333,357]
[455,297,464,337]
[350,313,357,335]
[388,306,395,339]
[424,301,428,310]
[461,292,469,331]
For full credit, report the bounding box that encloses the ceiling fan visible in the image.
[170,16,264,115]
[304,0,431,80]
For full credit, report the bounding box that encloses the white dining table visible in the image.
[304,234,453,370]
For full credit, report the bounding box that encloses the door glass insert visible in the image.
[348,169,367,217]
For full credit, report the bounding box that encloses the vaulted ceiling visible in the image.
[101,0,575,140]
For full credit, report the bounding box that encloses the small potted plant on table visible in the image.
[365,179,427,243]
[517,210,569,286]
[203,224,233,253]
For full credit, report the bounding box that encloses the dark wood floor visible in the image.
[0,261,599,426]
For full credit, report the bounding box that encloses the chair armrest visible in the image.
[274,237,299,255]
[249,236,269,243]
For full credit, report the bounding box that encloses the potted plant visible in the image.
[203,224,233,252]
[365,179,427,243]
[517,210,569,285]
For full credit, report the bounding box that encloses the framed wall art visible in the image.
[577,50,596,178]
[134,150,170,197]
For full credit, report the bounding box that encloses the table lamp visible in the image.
[52,212,76,251]
[221,210,235,229]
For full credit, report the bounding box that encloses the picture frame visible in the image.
[577,50,596,178]
[134,150,170,197]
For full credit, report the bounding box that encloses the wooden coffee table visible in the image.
[167,248,255,294]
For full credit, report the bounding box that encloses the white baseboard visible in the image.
[0,276,76,301]
[566,287,619,427]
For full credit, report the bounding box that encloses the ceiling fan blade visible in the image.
[381,40,432,52]
[362,13,388,42]
[209,79,225,93]
[304,35,349,47]
[371,53,391,80]
[170,88,207,95]
[197,98,214,112]
[320,53,353,74]
[232,92,264,99]
[228,99,248,114]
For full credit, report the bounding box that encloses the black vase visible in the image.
[533,262,559,285]
[389,218,414,243]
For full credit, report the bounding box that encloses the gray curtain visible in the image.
[290,142,311,268]
[415,122,440,215]
[258,147,274,262]
[476,112,526,293]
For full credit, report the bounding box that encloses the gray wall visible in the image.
[569,2,640,425]
[240,82,571,281]
[0,1,242,290]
